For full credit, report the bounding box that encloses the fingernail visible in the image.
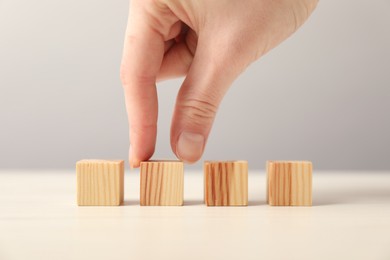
[130,159,135,170]
[177,132,205,163]
[130,158,140,169]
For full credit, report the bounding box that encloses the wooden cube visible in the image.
[267,161,312,206]
[204,161,248,206]
[76,160,124,206]
[140,160,184,206]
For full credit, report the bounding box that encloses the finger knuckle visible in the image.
[120,63,155,90]
[178,98,218,127]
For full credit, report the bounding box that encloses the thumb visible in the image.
[170,37,246,163]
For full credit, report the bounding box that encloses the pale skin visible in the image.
[120,0,318,168]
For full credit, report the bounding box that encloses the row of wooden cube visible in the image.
[76,160,312,206]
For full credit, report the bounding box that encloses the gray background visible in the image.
[0,0,389,170]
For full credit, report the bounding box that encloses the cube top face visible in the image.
[204,160,247,164]
[140,160,183,168]
[140,160,184,206]
[204,161,248,206]
[141,159,182,163]
[76,159,124,206]
[267,161,312,206]
[267,161,312,166]
[77,159,123,165]
[204,161,248,173]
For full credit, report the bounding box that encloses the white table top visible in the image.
[0,170,389,260]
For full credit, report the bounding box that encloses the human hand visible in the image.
[120,0,318,168]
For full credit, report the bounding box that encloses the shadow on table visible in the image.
[312,200,341,207]
[184,200,267,206]
[123,200,139,206]
[248,200,266,206]
[184,200,203,206]
[121,187,390,207]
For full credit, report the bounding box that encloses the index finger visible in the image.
[120,1,165,168]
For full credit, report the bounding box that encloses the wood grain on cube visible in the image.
[76,160,124,206]
[140,160,184,206]
[267,161,312,206]
[204,161,248,206]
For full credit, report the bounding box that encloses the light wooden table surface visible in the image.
[0,170,389,260]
